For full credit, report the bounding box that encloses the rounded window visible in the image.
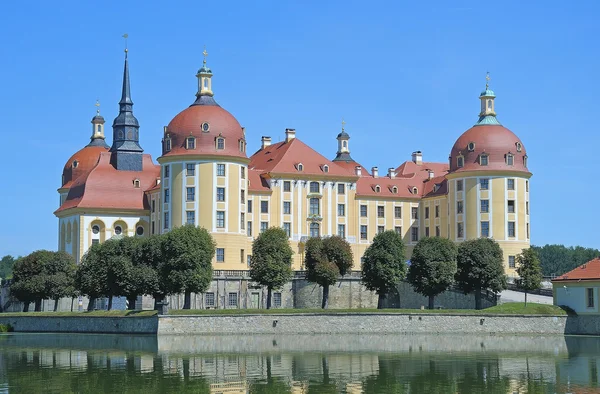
[516,142,522,152]
[468,142,475,152]
[136,226,144,236]
[202,122,210,132]
[114,226,122,235]
[92,225,100,235]
[72,160,79,168]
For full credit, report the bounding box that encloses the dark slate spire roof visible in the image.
[110,51,144,171]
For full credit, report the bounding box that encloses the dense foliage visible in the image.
[11,250,76,311]
[516,248,543,306]
[361,231,406,309]
[250,227,294,309]
[160,225,216,309]
[532,244,600,276]
[0,255,18,280]
[455,238,507,309]
[407,237,458,309]
[304,235,354,308]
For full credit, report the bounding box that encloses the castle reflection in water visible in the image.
[1,334,599,393]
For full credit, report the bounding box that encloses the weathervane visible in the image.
[341,118,346,132]
[122,33,129,54]
[203,45,208,65]
[95,99,100,116]
[485,71,491,90]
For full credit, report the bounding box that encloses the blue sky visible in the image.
[1,0,598,257]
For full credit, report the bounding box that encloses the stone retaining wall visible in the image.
[0,315,158,334]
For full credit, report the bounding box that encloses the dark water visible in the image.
[0,333,598,393]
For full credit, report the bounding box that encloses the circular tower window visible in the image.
[136,226,144,236]
[92,225,100,234]
[114,226,122,235]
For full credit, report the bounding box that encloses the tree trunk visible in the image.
[23,302,29,312]
[322,285,329,309]
[34,299,42,312]
[87,297,96,311]
[154,295,163,311]
[107,295,113,311]
[475,289,482,310]
[183,291,191,309]
[53,298,60,312]
[524,291,528,307]
[428,295,435,310]
[377,292,387,309]
[127,295,137,310]
[266,287,272,309]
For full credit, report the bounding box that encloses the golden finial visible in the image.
[122,33,129,54]
[485,71,491,90]
[341,118,346,132]
[95,99,101,115]
[203,45,208,65]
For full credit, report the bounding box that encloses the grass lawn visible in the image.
[169,302,568,316]
[0,303,567,317]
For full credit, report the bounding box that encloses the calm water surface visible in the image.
[0,333,598,393]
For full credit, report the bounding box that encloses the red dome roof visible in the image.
[162,104,247,159]
[449,125,529,174]
[61,145,108,188]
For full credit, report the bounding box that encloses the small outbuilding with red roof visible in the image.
[552,258,600,314]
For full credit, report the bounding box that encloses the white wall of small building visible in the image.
[554,284,599,314]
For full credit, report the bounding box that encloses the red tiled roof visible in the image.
[249,138,355,178]
[61,145,109,189]
[552,258,600,282]
[449,125,530,175]
[248,168,271,193]
[334,160,371,177]
[162,105,247,160]
[55,152,160,214]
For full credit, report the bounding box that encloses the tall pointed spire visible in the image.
[110,38,143,171]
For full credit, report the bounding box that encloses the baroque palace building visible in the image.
[55,50,531,276]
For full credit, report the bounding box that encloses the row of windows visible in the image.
[454,220,529,239]
[203,292,283,308]
[164,164,246,179]
[456,178,529,191]
[164,136,246,153]
[90,224,144,236]
[456,198,529,214]
[456,153,527,168]
[281,181,349,194]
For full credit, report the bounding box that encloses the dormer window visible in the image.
[468,142,475,152]
[516,142,522,152]
[375,185,381,193]
[133,179,140,188]
[296,163,304,172]
[72,160,79,168]
[239,140,245,152]
[433,184,440,193]
[164,137,171,152]
[480,154,489,166]
[506,153,514,166]
[457,156,464,168]
[392,186,398,194]
[322,165,329,173]
[216,137,225,150]
[523,155,528,167]
[186,137,196,150]
[412,187,418,195]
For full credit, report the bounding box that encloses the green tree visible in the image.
[304,236,353,308]
[532,244,600,276]
[250,227,294,309]
[136,235,165,310]
[43,251,77,311]
[10,251,49,311]
[161,225,215,309]
[516,248,543,307]
[361,230,406,309]
[455,238,507,310]
[0,255,18,279]
[407,237,458,309]
[117,236,160,310]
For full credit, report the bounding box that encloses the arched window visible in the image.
[516,142,522,152]
[297,163,303,172]
[343,141,347,148]
[412,187,418,195]
[487,99,492,109]
[322,165,329,173]
[133,179,140,188]
[118,131,124,139]
[127,131,133,139]
[97,125,101,132]
[457,156,464,168]
[310,222,320,238]
[310,182,320,193]
[468,142,475,152]
[392,186,398,194]
[203,78,208,88]
[375,185,381,193]
[216,137,225,150]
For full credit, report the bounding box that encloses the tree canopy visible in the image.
[407,237,457,309]
[455,238,507,309]
[0,255,18,280]
[361,230,406,309]
[532,244,600,276]
[250,227,293,309]
[516,247,543,306]
[304,235,354,308]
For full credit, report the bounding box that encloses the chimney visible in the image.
[412,151,423,165]
[261,136,272,149]
[285,128,296,143]
[372,167,379,178]
[355,166,362,176]
[388,168,396,178]
[428,170,434,179]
